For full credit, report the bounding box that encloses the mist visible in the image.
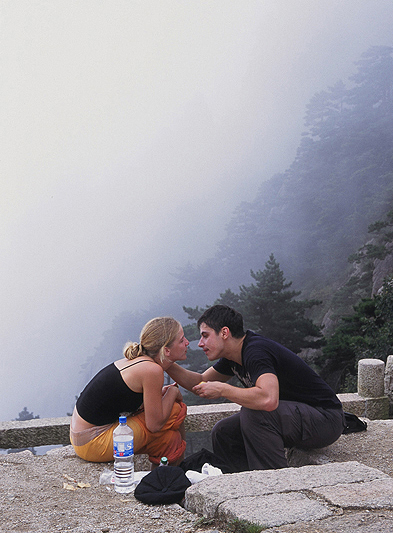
[1,0,393,422]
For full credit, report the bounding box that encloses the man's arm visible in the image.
[192,373,279,411]
[165,362,230,391]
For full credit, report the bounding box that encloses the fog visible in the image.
[1,1,392,422]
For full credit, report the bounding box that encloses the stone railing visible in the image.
[338,357,391,419]
[1,356,392,451]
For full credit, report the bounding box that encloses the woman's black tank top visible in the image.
[76,360,153,426]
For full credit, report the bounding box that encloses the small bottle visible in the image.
[113,416,134,493]
[159,456,168,467]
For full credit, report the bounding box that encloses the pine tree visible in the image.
[183,254,323,354]
[15,407,39,421]
[238,254,322,352]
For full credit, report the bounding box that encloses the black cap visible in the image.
[134,466,191,505]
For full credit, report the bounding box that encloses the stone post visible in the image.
[357,358,385,398]
[384,355,393,415]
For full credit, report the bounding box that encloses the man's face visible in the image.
[197,322,225,361]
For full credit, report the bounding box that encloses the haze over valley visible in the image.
[1,1,393,421]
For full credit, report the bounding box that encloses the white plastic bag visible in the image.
[186,463,223,484]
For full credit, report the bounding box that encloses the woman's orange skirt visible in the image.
[70,401,187,465]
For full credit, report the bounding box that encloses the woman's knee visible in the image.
[146,429,186,465]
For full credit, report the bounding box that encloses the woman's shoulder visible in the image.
[114,356,158,370]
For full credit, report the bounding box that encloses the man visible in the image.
[165,304,345,472]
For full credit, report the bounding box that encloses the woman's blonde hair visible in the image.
[123,316,181,363]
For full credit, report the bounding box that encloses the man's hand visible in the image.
[192,380,223,400]
[192,373,279,411]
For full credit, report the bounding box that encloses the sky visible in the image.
[1,0,393,422]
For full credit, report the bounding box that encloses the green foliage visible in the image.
[329,207,393,324]
[238,254,323,352]
[182,322,199,342]
[195,517,268,533]
[216,288,242,309]
[183,307,206,341]
[226,518,268,533]
[184,254,323,354]
[349,210,393,264]
[328,267,374,322]
[318,276,393,391]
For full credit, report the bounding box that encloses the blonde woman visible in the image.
[70,317,188,466]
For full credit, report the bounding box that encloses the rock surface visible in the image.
[1,419,392,533]
[185,461,391,529]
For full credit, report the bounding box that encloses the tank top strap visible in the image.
[119,359,156,372]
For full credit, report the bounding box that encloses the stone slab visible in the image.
[314,477,393,509]
[268,510,393,533]
[185,461,390,527]
[218,492,333,528]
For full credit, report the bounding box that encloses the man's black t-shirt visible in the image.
[213,330,342,409]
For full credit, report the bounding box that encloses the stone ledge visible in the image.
[338,392,389,419]
[0,394,388,450]
[184,402,240,431]
[0,405,242,449]
[0,417,71,449]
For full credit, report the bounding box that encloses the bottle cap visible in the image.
[119,416,127,423]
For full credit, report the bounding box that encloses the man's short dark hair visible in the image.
[197,305,245,338]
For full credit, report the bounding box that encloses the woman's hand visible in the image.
[161,384,171,396]
[162,383,183,402]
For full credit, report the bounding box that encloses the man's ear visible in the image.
[221,327,230,339]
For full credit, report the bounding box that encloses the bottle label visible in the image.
[114,439,134,457]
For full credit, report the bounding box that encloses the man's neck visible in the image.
[224,335,246,365]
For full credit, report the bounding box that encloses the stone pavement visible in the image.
[1,420,393,532]
[185,461,393,531]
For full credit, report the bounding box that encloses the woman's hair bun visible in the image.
[123,341,143,360]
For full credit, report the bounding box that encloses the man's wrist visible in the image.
[220,382,227,398]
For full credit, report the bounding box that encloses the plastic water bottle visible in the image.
[113,416,134,493]
[159,456,168,466]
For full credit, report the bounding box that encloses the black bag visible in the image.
[179,447,232,474]
[342,412,367,434]
[134,466,191,505]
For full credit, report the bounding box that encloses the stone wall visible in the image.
[1,357,392,451]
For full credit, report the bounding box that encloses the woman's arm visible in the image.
[140,364,182,433]
[164,362,229,391]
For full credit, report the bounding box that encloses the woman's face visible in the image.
[165,327,189,362]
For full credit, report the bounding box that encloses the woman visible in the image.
[70,316,189,466]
